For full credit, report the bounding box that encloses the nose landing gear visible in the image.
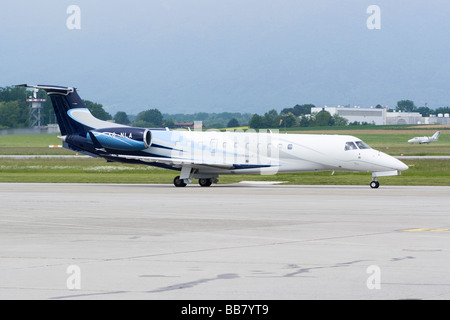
[370,179,380,189]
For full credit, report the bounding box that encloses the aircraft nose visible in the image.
[394,158,409,171]
[378,152,408,171]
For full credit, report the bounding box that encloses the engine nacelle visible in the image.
[89,127,152,151]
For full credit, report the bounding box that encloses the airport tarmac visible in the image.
[0,182,449,300]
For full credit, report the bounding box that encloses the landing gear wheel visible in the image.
[199,178,213,187]
[174,176,187,187]
[370,181,380,189]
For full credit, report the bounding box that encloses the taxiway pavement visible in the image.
[0,183,449,300]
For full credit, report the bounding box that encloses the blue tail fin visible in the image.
[17,84,89,135]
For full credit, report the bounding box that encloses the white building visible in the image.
[432,113,450,125]
[311,106,450,126]
[311,106,386,125]
[385,111,423,125]
[386,112,450,125]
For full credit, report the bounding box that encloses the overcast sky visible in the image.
[1,0,449,115]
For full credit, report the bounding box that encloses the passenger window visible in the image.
[287,144,293,150]
[210,139,217,154]
[345,142,357,151]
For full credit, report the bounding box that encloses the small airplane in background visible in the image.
[408,131,440,144]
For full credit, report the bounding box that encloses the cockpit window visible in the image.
[345,141,372,151]
[345,142,357,151]
[355,141,371,149]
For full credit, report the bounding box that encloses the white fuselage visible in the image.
[146,130,408,178]
[408,137,433,144]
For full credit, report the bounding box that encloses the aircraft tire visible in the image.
[370,181,380,189]
[199,178,213,187]
[174,176,187,187]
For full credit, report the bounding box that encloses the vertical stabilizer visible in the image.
[431,131,440,141]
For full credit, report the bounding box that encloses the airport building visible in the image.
[384,111,450,125]
[311,106,386,125]
[385,111,423,125]
[429,113,450,125]
[311,106,450,126]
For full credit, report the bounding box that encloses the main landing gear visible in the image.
[198,178,213,187]
[173,176,215,187]
[173,176,187,187]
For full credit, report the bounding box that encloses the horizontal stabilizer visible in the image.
[17,84,74,95]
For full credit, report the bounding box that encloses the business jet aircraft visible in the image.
[408,131,440,144]
[18,84,408,188]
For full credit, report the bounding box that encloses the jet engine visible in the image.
[88,127,152,151]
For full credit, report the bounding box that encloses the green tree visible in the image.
[293,104,314,116]
[0,86,28,102]
[135,108,163,127]
[332,113,348,126]
[416,107,431,117]
[433,107,450,115]
[280,107,295,115]
[396,100,416,112]
[263,109,280,127]
[248,114,266,129]
[195,112,209,121]
[311,111,333,127]
[280,112,298,128]
[281,104,314,117]
[299,115,309,127]
[207,122,225,129]
[113,111,130,125]
[0,86,30,128]
[227,118,240,128]
[0,101,28,128]
[163,118,175,128]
